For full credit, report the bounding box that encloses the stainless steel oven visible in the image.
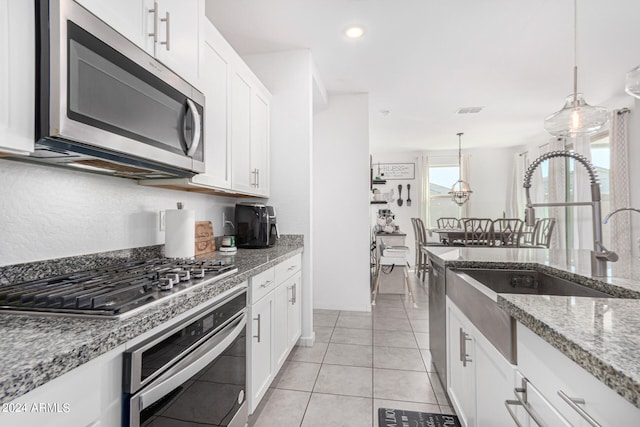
[123,287,248,427]
[30,0,205,179]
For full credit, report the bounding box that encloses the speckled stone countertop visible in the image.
[0,235,303,404]
[425,246,640,409]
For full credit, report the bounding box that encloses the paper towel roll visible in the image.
[165,207,195,258]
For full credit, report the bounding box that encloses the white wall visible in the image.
[0,159,237,266]
[242,50,315,344]
[313,93,371,312]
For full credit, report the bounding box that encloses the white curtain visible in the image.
[547,137,567,249]
[572,134,594,249]
[609,109,631,254]
[420,153,429,224]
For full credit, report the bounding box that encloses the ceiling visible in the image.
[205,0,640,152]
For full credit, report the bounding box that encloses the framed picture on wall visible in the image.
[376,163,415,180]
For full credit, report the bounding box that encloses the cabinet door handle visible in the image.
[160,11,170,50]
[288,285,295,304]
[251,169,259,187]
[256,169,260,187]
[253,314,261,343]
[293,283,297,304]
[558,390,602,427]
[459,328,472,367]
[148,2,158,43]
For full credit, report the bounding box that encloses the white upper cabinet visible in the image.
[74,0,153,53]
[0,0,34,154]
[75,0,201,86]
[231,70,254,194]
[250,88,270,197]
[192,20,232,189]
[151,0,201,86]
[231,64,271,197]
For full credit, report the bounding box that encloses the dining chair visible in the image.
[436,217,461,229]
[492,218,524,246]
[533,218,556,248]
[519,223,535,246]
[462,218,494,246]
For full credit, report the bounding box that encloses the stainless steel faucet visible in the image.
[603,207,640,224]
[523,150,617,277]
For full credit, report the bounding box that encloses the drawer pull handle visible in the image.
[259,280,273,289]
[558,390,602,427]
[287,265,296,271]
[504,378,546,427]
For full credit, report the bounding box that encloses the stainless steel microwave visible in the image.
[28,0,205,179]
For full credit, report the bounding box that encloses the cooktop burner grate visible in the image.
[0,258,238,318]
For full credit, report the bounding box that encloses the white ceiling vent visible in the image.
[456,106,484,115]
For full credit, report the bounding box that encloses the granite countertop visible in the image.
[0,236,304,404]
[425,246,640,409]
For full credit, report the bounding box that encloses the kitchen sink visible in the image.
[459,268,615,298]
[446,268,620,365]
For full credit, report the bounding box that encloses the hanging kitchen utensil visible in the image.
[407,184,412,206]
[397,184,403,206]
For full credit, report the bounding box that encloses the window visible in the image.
[427,164,462,227]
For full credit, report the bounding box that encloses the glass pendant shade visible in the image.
[626,65,640,99]
[543,93,608,137]
[449,179,472,206]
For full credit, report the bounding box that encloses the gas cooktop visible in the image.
[0,258,238,318]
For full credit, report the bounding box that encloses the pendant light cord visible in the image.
[457,132,463,182]
[573,0,578,104]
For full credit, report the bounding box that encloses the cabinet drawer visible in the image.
[275,254,301,283]
[517,323,640,426]
[250,267,276,304]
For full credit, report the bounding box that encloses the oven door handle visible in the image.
[132,312,246,418]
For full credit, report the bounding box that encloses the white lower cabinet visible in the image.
[517,322,640,427]
[247,254,302,414]
[248,288,274,413]
[0,345,123,427]
[446,297,515,427]
[287,272,302,348]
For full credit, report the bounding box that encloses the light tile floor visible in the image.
[249,274,454,427]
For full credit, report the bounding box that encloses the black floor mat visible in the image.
[378,408,461,427]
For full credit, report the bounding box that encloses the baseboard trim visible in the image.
[297,332,315,347]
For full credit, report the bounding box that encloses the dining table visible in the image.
[429,228,519,246]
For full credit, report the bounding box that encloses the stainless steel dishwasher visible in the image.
[428,255,447,388]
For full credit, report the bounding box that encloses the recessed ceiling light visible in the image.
[345,26,365,38]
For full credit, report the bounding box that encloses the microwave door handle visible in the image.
[133,313,246,415]
[184,99,202,157]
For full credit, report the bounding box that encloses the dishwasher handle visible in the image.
[129,313,246,427]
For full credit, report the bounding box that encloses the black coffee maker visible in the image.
[235,203,278,248]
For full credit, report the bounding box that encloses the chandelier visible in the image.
[448,132,472,206]
[543,0,608,137]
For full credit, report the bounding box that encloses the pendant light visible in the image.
[544,0,608,137]
[448,132,472,206]
[625,65,640,99]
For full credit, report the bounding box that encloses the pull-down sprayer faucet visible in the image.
[523,150,617,277]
